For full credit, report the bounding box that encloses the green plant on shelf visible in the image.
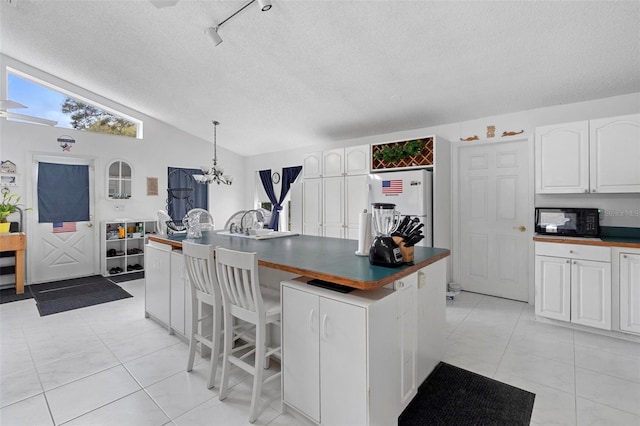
[0,191,30,223]
[373,139,425,163]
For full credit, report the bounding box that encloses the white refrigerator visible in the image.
[367,169,433,247]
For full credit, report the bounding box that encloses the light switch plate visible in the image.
[114,204,125,212]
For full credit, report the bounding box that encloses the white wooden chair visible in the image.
[215,246,282,423]
[186,208,215,231]
[182,241,222,389]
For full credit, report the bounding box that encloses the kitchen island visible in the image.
[145,231,450,425]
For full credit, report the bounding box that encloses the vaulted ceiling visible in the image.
[1,0,639,156]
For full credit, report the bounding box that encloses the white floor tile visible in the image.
[124,342,203,388]
[36,346,121,391]
[575,367,640,417]
[0,393,53,426]
[576,397,640,426]
[575,344,640,383]
[64,389,170,426]
[144,370,216,420]
[106,327,184,364]
[0,367,42,408]
[45,365,141,424]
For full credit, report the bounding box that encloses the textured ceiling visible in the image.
[1,0,639,156]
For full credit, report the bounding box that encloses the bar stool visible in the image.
[182,241,222,389]
[215,246,282,423]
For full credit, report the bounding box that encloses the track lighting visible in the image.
[206,0,272,46]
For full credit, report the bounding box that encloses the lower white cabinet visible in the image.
[282,279,398,426]
[145,241,191,338]
[535,242,611,330]
[395,274,417,412]
[145,241,171,325]
[619,252,640,334]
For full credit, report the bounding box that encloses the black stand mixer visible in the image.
[369,203,404,267]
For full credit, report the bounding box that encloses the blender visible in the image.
[369,203,404,267]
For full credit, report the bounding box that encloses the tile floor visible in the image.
[1,281,639,425]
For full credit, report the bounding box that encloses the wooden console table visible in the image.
[0,233,26,294]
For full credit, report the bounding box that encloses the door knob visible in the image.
[513,225,526,232]
[87,223,93,228]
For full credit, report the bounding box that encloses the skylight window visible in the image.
[6,68,142,138]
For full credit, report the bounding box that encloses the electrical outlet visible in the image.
[114,204,125,212]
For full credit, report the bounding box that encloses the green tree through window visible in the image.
[61,97,137,137]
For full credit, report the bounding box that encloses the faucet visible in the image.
[239,209,264,235]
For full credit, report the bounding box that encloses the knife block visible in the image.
[392,236,415,263]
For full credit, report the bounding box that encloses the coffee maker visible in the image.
[369,203,404,267]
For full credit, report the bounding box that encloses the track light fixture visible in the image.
[206,0,272,46]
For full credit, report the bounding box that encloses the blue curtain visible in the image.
[167,167,208,222]
[38,162,89,223]
[259,166,302,230]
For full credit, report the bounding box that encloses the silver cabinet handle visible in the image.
[566,260,570,263]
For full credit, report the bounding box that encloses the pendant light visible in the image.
[194,120,233,185]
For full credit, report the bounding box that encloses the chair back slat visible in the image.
[215,247,263,316]
[183,241,218,299]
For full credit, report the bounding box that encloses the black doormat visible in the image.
[108,271,144,283]
[0,287,34,304]
[30,275,133,316]
[399,362,535,426]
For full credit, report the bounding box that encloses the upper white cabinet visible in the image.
[589,114,640,193]
[535,114,640,194]
[302,145,370,239]
[302,145,370,178]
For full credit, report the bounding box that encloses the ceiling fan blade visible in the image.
[0,99,28,110]
[0,111,57,126]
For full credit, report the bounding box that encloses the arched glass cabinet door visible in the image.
[108,160,132,199]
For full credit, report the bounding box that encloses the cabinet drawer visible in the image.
[535,242,610,262]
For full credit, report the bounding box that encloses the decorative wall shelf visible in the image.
[371,137,434,171]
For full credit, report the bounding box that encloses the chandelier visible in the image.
[194,120,233,185]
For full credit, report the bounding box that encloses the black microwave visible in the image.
[534,208,600,237]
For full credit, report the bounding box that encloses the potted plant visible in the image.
[0,191,28,233]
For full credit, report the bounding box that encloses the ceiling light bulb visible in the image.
[206,27,223,46]
[257,0,272,11]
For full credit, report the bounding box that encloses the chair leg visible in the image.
[219,310,234,401]
[186,296,198,372]
[249,322,266,423]
[207,303,222,389]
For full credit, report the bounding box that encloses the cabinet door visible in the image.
[170,251,186,335]
[320,297,367,426]
[282,286,320,422]
[145,243,172,325]
[302,178,323,236]
[590,114,640,193]
[345,145,370,175]
[303,152,322,178]
[345,174,369,240]
[620,253,640,334]
[417,260,446,385]
[535,121,589,193]
[323,149,344,177]
[535,255,571,322]
[323,177,345,238]
[571,260,611,330]
[396,275,417,412]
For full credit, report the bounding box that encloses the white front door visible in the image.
[30,155,97,284]
[456,138,532,302]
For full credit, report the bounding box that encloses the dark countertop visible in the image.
[148,231,450,290]
[533,227,640,248]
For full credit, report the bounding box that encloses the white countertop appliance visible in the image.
[368,169,433,247]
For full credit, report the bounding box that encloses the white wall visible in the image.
[0,55,246,234]
[244,92,640,228]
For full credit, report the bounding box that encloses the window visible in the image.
[6,68,142,138]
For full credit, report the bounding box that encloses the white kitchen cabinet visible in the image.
[282,279,398,426]
[589,114,640,193]
[416,259,446,384]
[322,177,345,238]
[170,250,192,338]
[535,114,640,194]
[302,152,322,179]
[323,149,344,177]
[345,145,370,175]
[619,252,640,334]
[395,274,417,412]
[145,240,172,326]
[535,242,611,330]
[535,120,589,194]
[345,175,369,239]
[302,178,323,236]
